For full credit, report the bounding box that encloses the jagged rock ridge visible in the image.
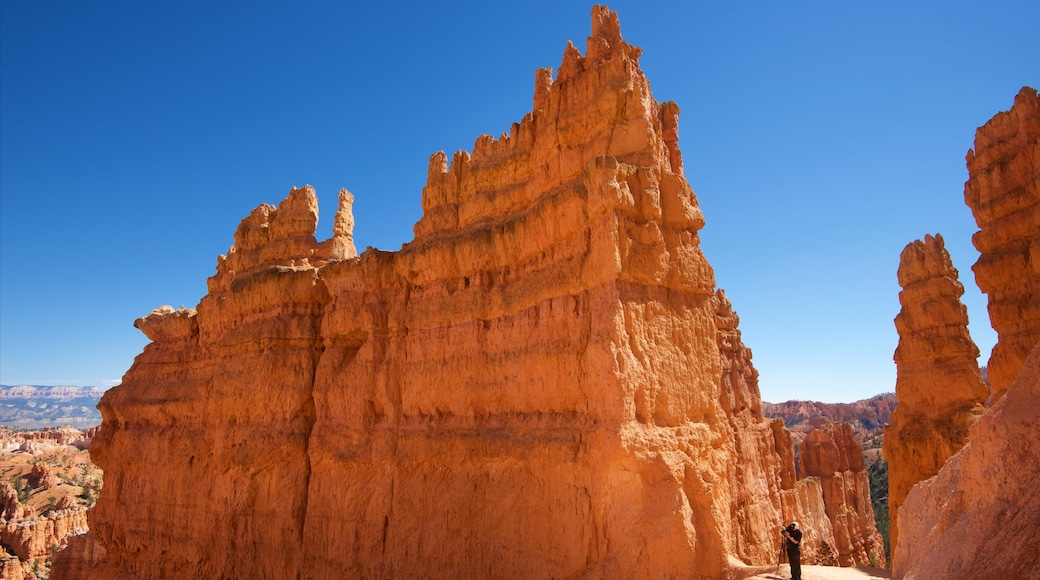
[964,87,1040,402]
[68,7,884,580]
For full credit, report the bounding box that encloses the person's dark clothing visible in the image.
[785,528,803,580]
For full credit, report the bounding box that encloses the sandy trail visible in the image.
[739,564,892,580]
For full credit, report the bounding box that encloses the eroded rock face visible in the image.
[0,507,89,565]
[883,234,988,561]
[894,343,1040,579]
[965,87,1040,402]
[87,7,834,579]
[800,423,886,567]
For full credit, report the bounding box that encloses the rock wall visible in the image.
[883,233,989,561]
[889,88,1040,578]
[965,87,1040,402]
[894,343,1040,579]
[800,423,886,567]
[50,532,106,580]
[84,8,831,580]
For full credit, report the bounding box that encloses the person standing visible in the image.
[782,521,803,580]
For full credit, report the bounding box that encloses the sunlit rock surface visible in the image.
[965,87,1040,402]
[83,7,838,579]
[883,234,988,561]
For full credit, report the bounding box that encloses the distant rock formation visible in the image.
[763,394,896,469]
[81,7,851,580]
[0,385,103,429]
[964,87,1040,402]
[800,423,886,567]
[25,463,56,490]
[895,343,1040,578]
[0,504,89,573]
[763,394,897,438]
[883,233,989,561]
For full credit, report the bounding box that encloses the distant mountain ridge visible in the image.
[762,393,897,435]
[0,385,103,428]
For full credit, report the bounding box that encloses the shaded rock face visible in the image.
[965,87,1040,402]
[87,8,825,580]
[894,344,1040,579]
[800,423,886,568]
[883,233,989,561]
[50,532,106,580]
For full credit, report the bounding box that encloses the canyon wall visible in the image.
[890,88,1040,578]
[883,234,989,559]
[894,343,1040,579]
[965,87,1040,402]
[799,423,885,567]
[80,8,836,579]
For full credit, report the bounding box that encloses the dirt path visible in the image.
[742,564,892,580]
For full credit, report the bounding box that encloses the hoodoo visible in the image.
[64,7,884,580]
[884,234,988,560]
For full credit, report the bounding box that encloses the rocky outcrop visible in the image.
[895,343,1040,579]
[25,464,55,491]
[0,483,28,521]
[883,233,989,561]
[965,87,1040,402]
[800,423,886,567]
[0,507,89,566]
[86,7,833,580]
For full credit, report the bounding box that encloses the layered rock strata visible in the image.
[799,423,886,567]
[0,505,89,572]
[894,343,1040,579]
[884,233,988,561]
[85,7,840,579]
[965,87,1040,402]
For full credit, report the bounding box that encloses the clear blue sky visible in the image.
[1,1,1036,402]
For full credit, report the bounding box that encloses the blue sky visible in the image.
[1,1,1036,403]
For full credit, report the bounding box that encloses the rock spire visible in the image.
[883,233,988,561]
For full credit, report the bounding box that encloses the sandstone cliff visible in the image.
[883,233,989,561]
[799,423,886,568]
[965,87,1040,402]
[889,88,1040,579]
[894,343,1040,579]
[83,7,834,579]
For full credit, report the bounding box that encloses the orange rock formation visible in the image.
[889,88,1040,578]
[894,343,1040,579]
[0,503,88,573]
[80,7,864,579]
[799,423,885,567]
[964,87,1040,402]
[883,233,988,561]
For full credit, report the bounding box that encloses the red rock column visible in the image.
[965,87,1040,402]
[799,423,886,567]
[883,233,988,563]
